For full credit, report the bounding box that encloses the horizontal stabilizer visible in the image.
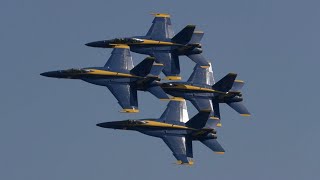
[201,139,225,154]
[230,80,245,91]
[147,85,170,100]
[212,73,237,92]
[189,31,204,44]
[130,57,155,77]
[227,102,250,116]
[187,54,210,66]
[171,25,196,45]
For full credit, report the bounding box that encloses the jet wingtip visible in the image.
[151,13,170,18]
[120,109,140,113]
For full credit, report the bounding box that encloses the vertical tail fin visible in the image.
[212,73,237,92]
[186,110,211,129]
[130,57,155,77]
[171,25,196,45]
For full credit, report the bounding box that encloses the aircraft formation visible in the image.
[41,13,250,165]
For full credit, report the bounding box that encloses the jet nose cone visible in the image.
[96,121,125,129]
[40,71,56,77]
[40,71,64,78]
[96,123,105,128]
[85,41,109,48]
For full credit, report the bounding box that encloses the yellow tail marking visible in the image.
[216,123,222,127]
[241,114,251,117]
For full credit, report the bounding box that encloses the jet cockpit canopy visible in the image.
[61,68,92,74]
[111,38,144,44]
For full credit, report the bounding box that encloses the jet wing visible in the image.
[187,63,215,85]
[106,83,139,113]
[146,13,174,41]
[159,100,189,123]
[104,46,134,73]
[153,52,180,79]
[162,136,192,164]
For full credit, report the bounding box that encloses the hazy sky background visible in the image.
[1,0,319,179]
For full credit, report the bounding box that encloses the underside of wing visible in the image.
[162,136,193,165]
[106,83,138,113]
[187,63,215,85]
[153,52,180,79]
[146,13,174,41]
[104,46,134,73]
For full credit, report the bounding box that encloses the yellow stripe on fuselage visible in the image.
[183,85,216,92]
[137,120,194,130]
[132,39,176,46]
[85,69,140,78]
[110,44,130,49]
[162,84,225,94]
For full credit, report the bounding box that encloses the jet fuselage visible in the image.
[86,36,203,56]
[161,82,243,104]
[97,119,217,140]
[40,67,143,87]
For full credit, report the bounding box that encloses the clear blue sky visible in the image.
[1,0,319,179]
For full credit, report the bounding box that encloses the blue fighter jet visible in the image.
[41,45,167,113]
[97,100,224,165]
[150,64,250,126]
[86,13,210,80]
